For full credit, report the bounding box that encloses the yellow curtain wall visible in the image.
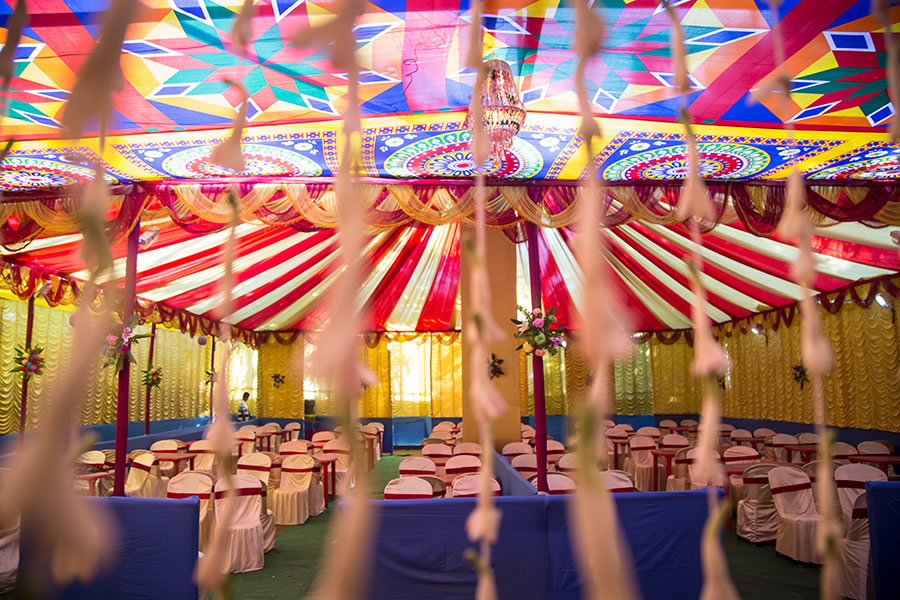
[257,332,462,421]
[0,296,214,435]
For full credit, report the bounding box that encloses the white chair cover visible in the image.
[797,432,819,444]
[623,435,656,492]
[272,455,317,525]
[718,423,736,445]
[602,419,616,429]
[521,427,535,441]
[433,421,456,433]
[680,419,698,427]
[149,440,181,479]
[311,431,336,452]
[256,423,280,453]
[830,441,858,465]
[730,429,753,444]
[450,474,500,498]
[800,461,839,518]
[283,422,302,442]
[419,475,447,498]
[502,442,532,460]
[384,477,433,500]
[601,470,634,493]
[189,439,217,477]
[125,453,166,498]
[322,439,351,495]
[444,455,482,489]
[453,442,482,457]
[635,426,661,439]
[422,443,453,476]
[768,467,821,563]
[840,494,873,600]
[234,432,256,457]
[74,450,109,496]
[658,419,677,434]
[767,433,799,462]
[399,456,436,477]
[753,427,776,438]
[0,469,19,593]
[361,424,381,462]
[546,440,566,470]
[556,453,578,475]
[546,473,576,495]
[835,463,886,528]
[371,422,385,460]
[858,440,896,476]
[659,434,689,449]
[236,453,275,551]
[511,454,538,481]
[666,447,692,491]
[214,475,264,573]
[167,471,215,552]
[280,440,313,456]
[687,447,723,490]
[723,446,760,501]
[429,431,454,444]
[736,463,780,543]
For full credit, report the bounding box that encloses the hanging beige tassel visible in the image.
[231,0,256,53]
[209,80,249,173]
[0,0,28,93]
[662,0,691,93]
[60,0,137,144]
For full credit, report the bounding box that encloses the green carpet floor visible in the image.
[229,456,821,599]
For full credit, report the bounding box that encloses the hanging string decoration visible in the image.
[11,345,44,382]
[512,305,566,357]
[142,366,162,389]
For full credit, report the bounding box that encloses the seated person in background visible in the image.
[238,392,251,422]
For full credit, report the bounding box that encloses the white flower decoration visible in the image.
[144,150,163,159]
[779,148,800,157]
[865,150,889,158]
[385,137,404,147]
[629,142,650,152]
[294,142,313,151]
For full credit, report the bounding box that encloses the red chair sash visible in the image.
[324,449,350,455]
[282,467,315,473]
[851,507,868,520]
[167,491,211,500]
[384,493,433,500]
[214,487,262,499]
[835,480,867,489]
[723,455,759,463]
[453,491,500,498]
[609,487,633,493]
[238,464,271,472]
[446,466,480,475]
[131,462,154,473]
[742,476,770,485]
[548,489,574,495]
[771,482,812,495]
[280,450,308,456]
[399,469,436,475]
[630,446,656,452]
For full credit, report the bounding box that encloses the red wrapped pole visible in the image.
[113,215,140,496]
[209,336,216,420]
[17,294,35,451]
[144,322,157,436]
[526,222,549,493]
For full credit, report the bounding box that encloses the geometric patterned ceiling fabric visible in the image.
[2,217,895,332]
[1,0,898,188]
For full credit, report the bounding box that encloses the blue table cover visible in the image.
[867,481,900,600]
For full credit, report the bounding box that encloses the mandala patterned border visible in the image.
[804,141,900,178]
[113,131,340,178]
[581,132,842,179]
[1,147,133,184]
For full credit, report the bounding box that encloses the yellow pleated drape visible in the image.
[718,300,900,433]
[614,343,654,416]
[361,335,391,419]
[0,296,213,435]
[429,333,462,419]
[649,338,702,415]
[256,337,304,420]
[519,349,568,416]
[227,342,258,415]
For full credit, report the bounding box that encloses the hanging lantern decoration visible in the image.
[465,59,526,163]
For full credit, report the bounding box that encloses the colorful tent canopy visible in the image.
[0,0,898,336]
[0,0,897,188]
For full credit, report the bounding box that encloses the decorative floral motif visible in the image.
[142,365,162,389]
[272,373,285,388]
[792,363,810,389]
[512,305,566,357]
[12,345,44,382]
[101,316,151,372]
[488,354,504,380]
[205,369,217,385]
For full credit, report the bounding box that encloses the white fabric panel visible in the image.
[386,224,454,330]
[605,252,693,329]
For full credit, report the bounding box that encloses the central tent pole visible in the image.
[144,322,157,436]
[17,295,35,451]
[526,222,549,494]
[209,336,216,421]
[113,215,140,496]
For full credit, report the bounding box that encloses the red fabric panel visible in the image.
[416,223,460,331]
